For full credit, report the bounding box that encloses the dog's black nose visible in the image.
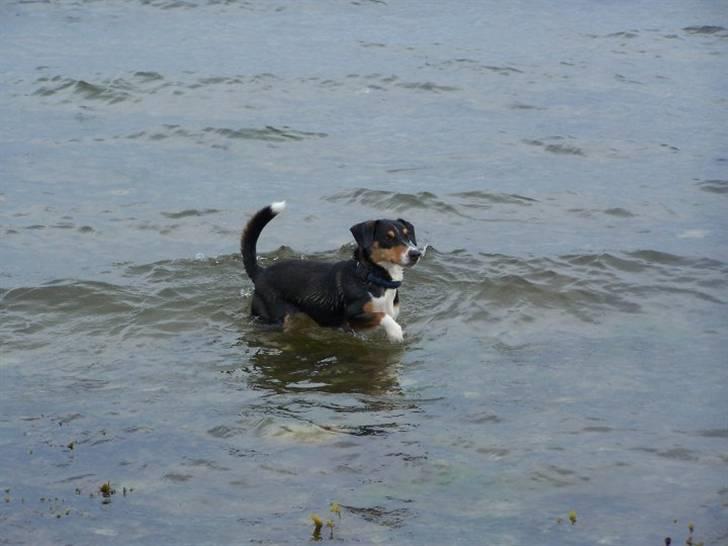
[408,249,422,261]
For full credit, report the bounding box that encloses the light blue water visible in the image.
[1,1,727,544]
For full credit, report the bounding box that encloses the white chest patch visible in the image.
[369,288,399,319]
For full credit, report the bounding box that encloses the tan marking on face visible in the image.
[370,241,408,265]
[402,227,408,236]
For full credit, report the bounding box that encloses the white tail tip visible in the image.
[270,201,286,214]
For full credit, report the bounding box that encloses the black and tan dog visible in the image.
[241,201,421,342]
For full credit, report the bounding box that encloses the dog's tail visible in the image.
[241,201,286,281]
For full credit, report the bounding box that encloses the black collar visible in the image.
[366,272,401,289]
[354,260,402,289]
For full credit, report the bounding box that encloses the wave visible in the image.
[2,248,724,344]
[323,188,541,220]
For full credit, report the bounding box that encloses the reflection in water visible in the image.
[235,316,404,395]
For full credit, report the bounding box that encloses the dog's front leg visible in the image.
[346,302,404,343]
[379,314,404,343]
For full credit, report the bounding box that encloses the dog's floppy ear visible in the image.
[350,220,378,249]
[397,218,416,245]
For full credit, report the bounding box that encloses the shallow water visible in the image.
[1,1,727,545]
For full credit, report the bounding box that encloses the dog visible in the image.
[241,201,421,342]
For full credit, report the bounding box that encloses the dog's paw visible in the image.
[381,315,404,343]
[388,327,404,343]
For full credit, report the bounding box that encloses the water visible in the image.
[1,1,727,544]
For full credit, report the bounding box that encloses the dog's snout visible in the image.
[408,248,422,261]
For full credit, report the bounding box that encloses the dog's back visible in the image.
[241,202,353,326]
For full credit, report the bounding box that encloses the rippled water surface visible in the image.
[1,1,727,544]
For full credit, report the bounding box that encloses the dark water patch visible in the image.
[697,179,728,194]
[465,411,503,424]
[564,253,647,273]
[72,80,132,104]
[683,25,726,35]
[207,424,245,439]
[53,473,96,484]
[580,426,614,433]
[396,81,460,93]
[182,458,230,471]
[323,188,466,217]
[530,465,587,488]
[543,144,585,156]
[205,125,327,141]
[606,31,640,39]
[694,429,728,438]
[615,73,643,85]
[134,220,180,234]
[510,102,546,110]
[161,208,221,219]
[603,208,636,218]
[31,74,163,104]
[32,76,76,96]
[161,0,197,8]
[626,285,724,304]
[450,190,537,206]
[659,143,680,152]
[482,65,524,75]
[163,472,193,482]
[633,446,701,462]
[476,447,510,458]
[229,391,425,455]
[523,138,586,156]
[133,71,164,82]
[430,58,524,76]
[121,124,326,147]
[344,505,410,528]
[67,378,112,395]
[627,249,695,267]
[359,41,386,48]
[57,413,83,425]
[626,250,728,272]
[385,166,428,174]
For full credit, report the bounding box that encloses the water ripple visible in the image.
[2,246,724,356]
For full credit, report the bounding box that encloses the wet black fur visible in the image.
[241,204,418,329]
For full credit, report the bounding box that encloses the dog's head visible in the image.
[350,218,421,267]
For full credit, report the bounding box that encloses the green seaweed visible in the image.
[309,502,344,540]
[310,513,323,541]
